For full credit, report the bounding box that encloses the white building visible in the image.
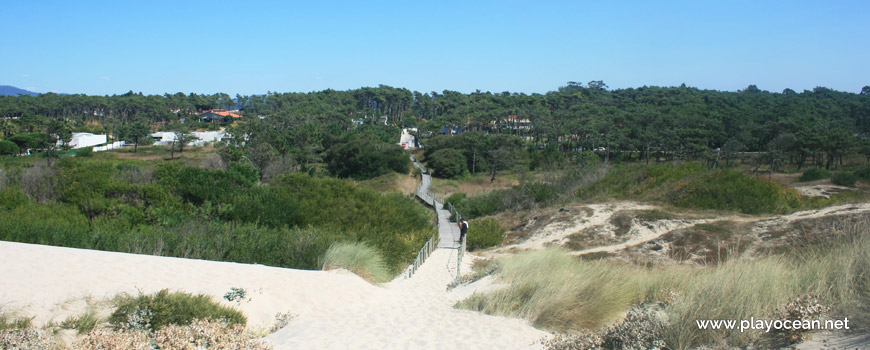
[150,129,227,146]
[62,133,107,149]
[149,132,177,145]
[398,128,418,149]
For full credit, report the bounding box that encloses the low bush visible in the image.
[799,167,832,182]
[0,140,17,155]
[832,172,858,186]
[855,164,870,181]
[466,218,505,251]
[74,147,93,157]
[446,191,504,219]
[672,169,804,214]
[109,289,246,331]
[447,182,563,220]
[320,242,391,283]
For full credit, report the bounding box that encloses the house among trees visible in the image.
[198,109,242,122]
[440,125,463,135]
[494,115,532,132]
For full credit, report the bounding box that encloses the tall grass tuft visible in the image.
[457,249,645,332]
[320,242,391,284]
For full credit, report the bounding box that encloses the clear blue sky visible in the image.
[2,0,868,96]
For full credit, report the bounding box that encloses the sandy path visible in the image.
[269,249,548,349]
[1,241,548,349]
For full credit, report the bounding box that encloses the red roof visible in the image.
[199,109,241,118]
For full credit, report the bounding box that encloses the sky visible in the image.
[2,0,868,96]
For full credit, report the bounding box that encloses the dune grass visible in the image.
[458,215,869,349]
[0,306,31,330]
[320,242,391,284]
[60,310,101,335]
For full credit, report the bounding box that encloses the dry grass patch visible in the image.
[661,220,751,264]
[354,171,419,195]
[429,172,519,198]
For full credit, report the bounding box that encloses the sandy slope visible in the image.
[0,241,548,349]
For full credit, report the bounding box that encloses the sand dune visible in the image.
[1,241,548,349]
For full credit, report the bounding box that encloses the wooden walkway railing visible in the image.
[406,153,467,281]
[406,235,437,279]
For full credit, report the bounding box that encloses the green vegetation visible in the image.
[74,147,93,158]
[799,167,831,182]
[0,307,31,330]
[466,218,505,251]
[60,310,100,334]
[580,163,804,214]
[459,219,869,349]
[832,171,858,186]
[320,242,391,283]
[427,148,467,179]
[446,181,569,219]
[0,157,434,275]
[855,164,870,181]
[110,289,246,330]
[0,140,16,156]
[326,136,409,180]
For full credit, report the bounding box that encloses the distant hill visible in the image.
[0,85,39,96]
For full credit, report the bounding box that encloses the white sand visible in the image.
[0,241,548,349]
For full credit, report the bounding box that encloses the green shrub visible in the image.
[447,191,505,219]
[0,140,17,155]
[0,187,28,210]
[326,136,409,180]
[320,242,391,283]
[799,167,832,182]
[0,159,433,279]
[110,289,245,330]
[521,182,559,203]
[74,148,93,157]
[466,218,505,251]
[227,161,259,186]
[672,169,804,214]
[427,148,467,179]
[832,172,858,187]
[855,164,870,181]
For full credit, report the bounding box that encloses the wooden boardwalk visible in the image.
[411,156,460,249]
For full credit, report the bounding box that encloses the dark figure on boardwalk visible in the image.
[458,218,469,245]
